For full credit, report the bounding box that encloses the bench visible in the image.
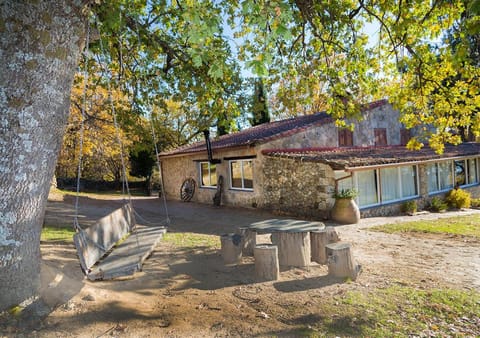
[73,203,166,280]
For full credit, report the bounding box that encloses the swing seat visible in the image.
[73,203,167,280]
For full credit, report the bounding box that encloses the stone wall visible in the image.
[260,102,405,150]
[349,103,403,146]
[262,156,335,219]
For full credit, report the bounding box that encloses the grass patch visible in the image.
[163,232,220,251]
[57,188,147,198]
[41,225,75,242]
[370,215,480,238]
[312,286,480,337]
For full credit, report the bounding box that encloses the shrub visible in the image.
[445,188,471,209]
[471,198,480,208]
[429,196,448,212]
[401,200,417,214]
[334,188,358,199]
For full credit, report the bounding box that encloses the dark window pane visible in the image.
[230,161,242,188]
[455,160,466,186]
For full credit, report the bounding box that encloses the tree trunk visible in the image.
[220,233,243,265]
[254,244,279,281]
[326,242,361,281]
[311,226,340,264]
[271,232,311,268]
[0,1,87,311]
[237,226,256,257]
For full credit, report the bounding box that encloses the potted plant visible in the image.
[331,188,361,224]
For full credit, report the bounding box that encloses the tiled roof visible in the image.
[159,112,333,157]
[262,143,480,170]
[159,99,389,157]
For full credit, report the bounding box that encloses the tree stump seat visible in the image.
[220,233,243,265]
[237,226,256,257]
[325,242,361,280]
[254,244,279,281]
[311,227,340,265]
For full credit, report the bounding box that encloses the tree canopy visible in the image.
[83,0,480,154]
[2,0,480,313]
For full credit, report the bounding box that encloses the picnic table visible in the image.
[241,219,326,268]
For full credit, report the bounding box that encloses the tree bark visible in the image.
[271,231,311,268]
[0,1,87,311]
[311,226,340,264]
[220,233,243,265]
[326,242,361,281]
[237,226,256,257]
[254,244,279,281]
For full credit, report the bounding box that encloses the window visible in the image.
[380,167,400,202]
[374,128,387,146]
[400,165,418,198]
[400,128,411,146]
[357,170,379,206]
[427,159,479,193]
[335,171,353,192]
[230,159,253,190]
[379,166,418,203]
[338,129,353,147]
[336,165,419,208]
[467,159,478,184]
[427,161,454,193]
[199,162,217,187]
[455,160,466,186]
[454,158,478,187]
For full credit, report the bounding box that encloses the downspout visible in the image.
[203,130,221,164]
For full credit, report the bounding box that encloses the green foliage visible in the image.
[78,0,480,155]
[429,196,448,212]
[371,214,480,239]
[334,188,358,199]
[229,1,480,151]
[471,197,480,207]
[249,78,270,126]
[401,200,418,214]
[446,188,471,209]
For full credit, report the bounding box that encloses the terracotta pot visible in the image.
[331,198,360,224]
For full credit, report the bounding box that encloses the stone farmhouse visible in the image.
[159,99,480,219]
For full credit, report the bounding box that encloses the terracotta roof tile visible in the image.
[159,99,388,157]
[262,143,480,170]
[159,112,333,157]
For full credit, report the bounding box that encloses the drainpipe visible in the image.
[203,130,221,164]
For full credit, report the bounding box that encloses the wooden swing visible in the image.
[72,22,168,281]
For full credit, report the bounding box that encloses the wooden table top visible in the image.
[247,218,325,233]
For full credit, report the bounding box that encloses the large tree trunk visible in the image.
[0,1,86,311]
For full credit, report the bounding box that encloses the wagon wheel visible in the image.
[180,178,196,202]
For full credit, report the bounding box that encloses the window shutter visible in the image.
[400,128,410,145]
[338,129,353,147]
[374,128,387,146]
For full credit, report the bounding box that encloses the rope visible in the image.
[149,109,171,227]
[95,18,131,203]
[132,208,170,227]
[73,15,91,233]
[130,13,171,228]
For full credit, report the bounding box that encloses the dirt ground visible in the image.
[2,192,480,337]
